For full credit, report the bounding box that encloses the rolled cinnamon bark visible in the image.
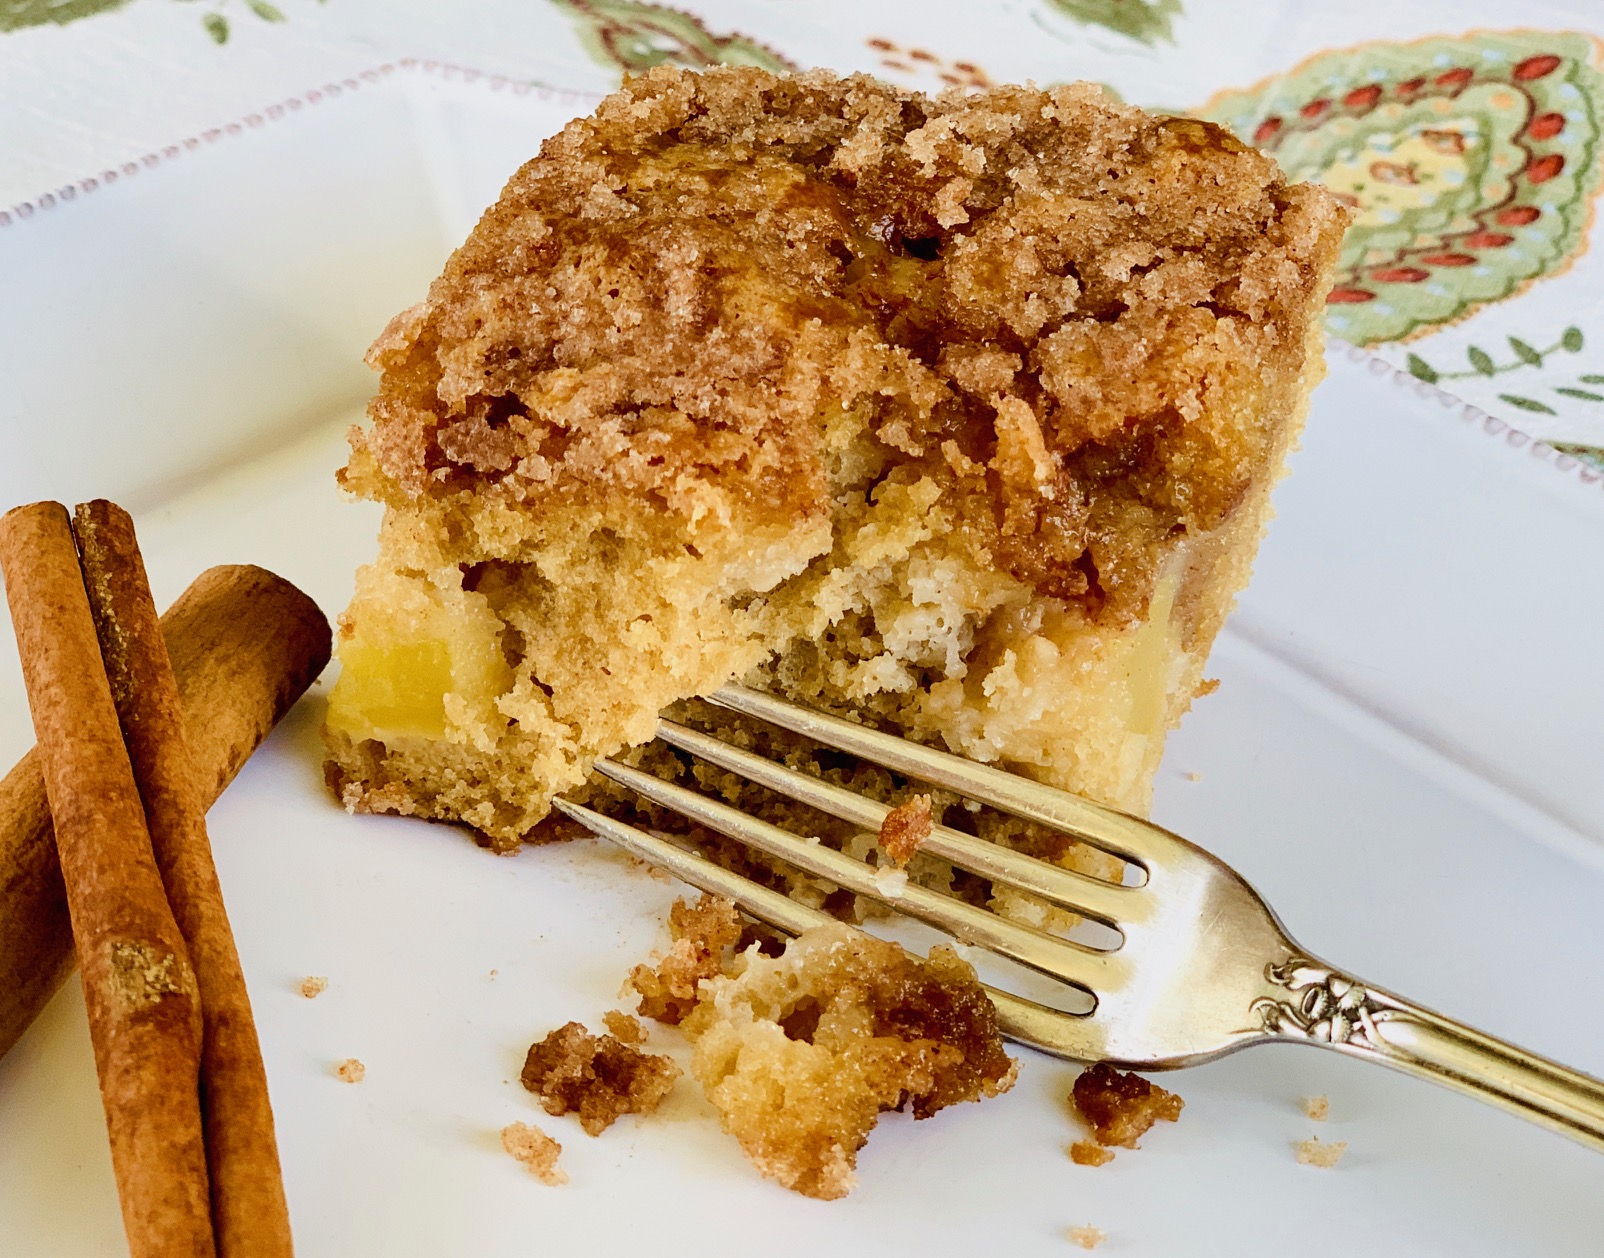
[0,564,332,1062]
[75,501,294,1258]
[0,501,214,1257]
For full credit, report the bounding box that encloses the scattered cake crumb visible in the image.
[521,1022,680,1136]
[1184,771,1203,783]
[335,1058,365,1084]
[299,976,328,999]
[1069,1139,1115,1167]
[872,865,910,897]
[501,1121,568,1185]
[1302,1094,1330,1122]
[1294,1136,1347,1168]
[1072,1062,1183,1149]
[1068,1225,1107,1250]
[878,795,933,867]
[627,895,742,1024]
[489,969,499,979]
[603,1010,646,1045]
[684,921,1016,1199]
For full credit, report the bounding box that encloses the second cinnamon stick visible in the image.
[75,500,294,1258]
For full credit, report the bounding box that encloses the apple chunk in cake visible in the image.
[324,67,1346,870]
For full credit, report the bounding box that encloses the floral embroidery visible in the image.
[552,0,795,79]
[1042,0,1180,46]
[1201,31,1604,345]
[866,37,991,90]
[2,0,303,41]
[1,0,129,30]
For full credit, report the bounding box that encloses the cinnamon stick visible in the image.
[0,564,331,1060]
[0,502,213,1257]
[75,500,294,1258]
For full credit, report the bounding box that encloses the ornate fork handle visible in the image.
[1254,957,1604,1152]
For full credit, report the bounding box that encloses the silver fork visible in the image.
[555,683,1604,1153]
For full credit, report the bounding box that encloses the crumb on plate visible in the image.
[1294,1136,1347,1168]
[603,1010,646,1045]
[627,894,743,1024]
[683,919,1016,1199]
[335,1057,365,1084]
[521,1022,680,1136]
[1069,1139,1115,1167]
[299,976,328,998]
[1302,1094,1329,1122]
[501,1121,568,1185]
[1072,1062,1183,1149]
[1068,1225,1107,1250]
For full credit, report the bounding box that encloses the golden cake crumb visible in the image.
[299,976,328,998]
[1294,1136,1347,1168]
[1068,1225,1107,1250]
[603,1010,646,1045]
[878,794,933,867]
[501,1121,568,1185]
[1302,1094,1330,1122]
[521,1022,680,1136]
[627,894,743,1024]
[1072,1062,1183,1149]
[1184,771,1203,783]
[335,1057,365,1084]
[684,920,1016,1199]
[1069,1139,1116,1167]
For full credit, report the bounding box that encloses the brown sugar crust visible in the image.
[627,894,743,1025]
[1071,1061,1184,1149]
[347,65,1346,624]
[684,918,1016,1199]
[520,1021,681,1136]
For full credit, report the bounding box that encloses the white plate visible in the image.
[2,66,1603,1257]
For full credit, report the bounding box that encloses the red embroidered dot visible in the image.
[1326,287,1376,303]
[1514,54,1563,81]
[1370,267,1429,283]
[1461,231,1514,249]
[1343,85,1381,109]
[1434,68,1475,89]
[1495,205,1541,226]
[1526,153,1566,184]
[1527,111,1566,140]
[1420,253,1476,266]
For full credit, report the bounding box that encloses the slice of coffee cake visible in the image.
[325,67,1345,876]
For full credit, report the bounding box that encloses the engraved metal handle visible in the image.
[1254,956,1604,1152]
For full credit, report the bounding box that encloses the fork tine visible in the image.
[707,684,1167,868]
[552,797,832,938]
[554,797,1105,1061]
[655,719,1143,929]
[593,758,1119,993]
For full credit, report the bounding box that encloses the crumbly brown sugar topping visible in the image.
[349,66,1345,621]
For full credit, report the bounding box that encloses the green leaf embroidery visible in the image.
[203,11,227,41]
[1554,387,1604,402]
[1562,326,1585,353]
[552,0,795,77]
[1044,0,1181,45]
[1508,337,1543,366]
[1467,346,1496,376]
[1579,375,1604,385]
[1498,393,1557,414]
[1552,442,1604,471]
[1405,354,1439,384]
[246,0,285,21]
[0,0,131,33]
